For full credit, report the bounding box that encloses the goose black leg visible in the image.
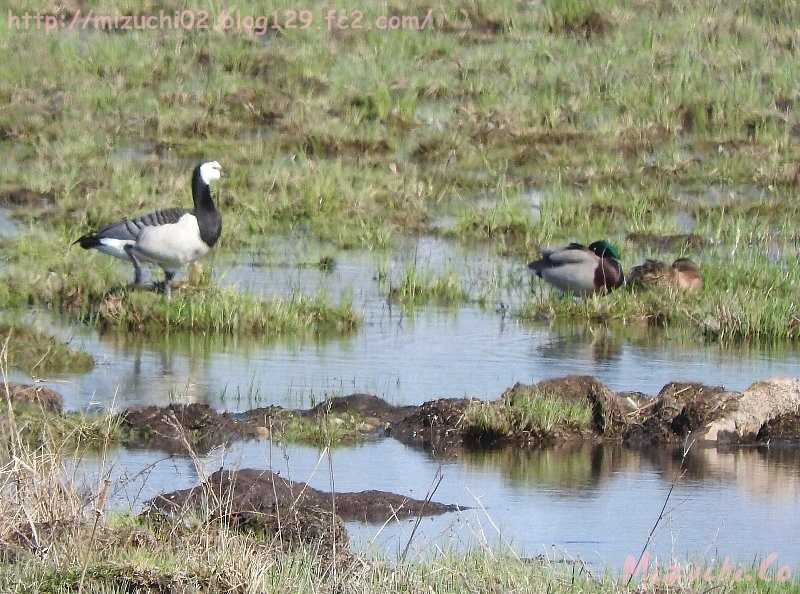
[163,269,176,299]
[123,244,144,287]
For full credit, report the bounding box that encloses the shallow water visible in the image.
[0,208,19,239]
[26,234,800,412]
[72,439,800,569]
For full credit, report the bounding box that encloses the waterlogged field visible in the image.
[2,0,800,592]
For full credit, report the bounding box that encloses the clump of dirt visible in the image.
[146,469,462,549]
[238,405,289,430]
[391,398,477,456]
[705,379,800,443]
[758,412,800,442]
[0,187,54,209]
[121,404,257,454]
[627,232,708,251]
[2,383,64,413]
[308,393,415,424]
[624,382,737,446]
[552,10,613,39]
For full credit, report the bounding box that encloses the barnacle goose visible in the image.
[75,161,223,297]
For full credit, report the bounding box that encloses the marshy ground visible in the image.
[3,0,800,591]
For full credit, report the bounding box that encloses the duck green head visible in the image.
[588,240,621,261]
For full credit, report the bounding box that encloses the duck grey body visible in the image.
[75,161,223,296]
[528,240,624,296]
[535,247,599,295]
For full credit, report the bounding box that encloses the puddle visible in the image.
[415,102,452,130]
[674,183,769,206]
[674,210,695,233]
[431,189,542,233]
[0,208,19,238]
[71,439,800,568]
[109,141,158,163]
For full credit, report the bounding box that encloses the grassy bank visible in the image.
[0,322,93,375]
[0,233,360,336]
[2,0,799,247]
[519,249,800,343]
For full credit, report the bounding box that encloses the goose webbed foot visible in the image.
[156,270,177,300]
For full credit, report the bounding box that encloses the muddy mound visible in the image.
[758,414,800,442]
[2,383,64,413]
[624,382,738,445]
[503,376,631,438]
[147,469,462,547]
[238,405,289,428]
[391,398,477,456]
[308,393,414,424]
[706,379,800,443]
[122,404,256,454]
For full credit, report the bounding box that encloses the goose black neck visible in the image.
[191,165,217,213]
[191,165,222,248]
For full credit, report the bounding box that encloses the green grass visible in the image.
[2,0,800,253]
[386,264,472,305]
[278,413,372,447]
[1,404,121,451]
[0,322,93,375]
[0,234,360,336]
[464,389,593,442]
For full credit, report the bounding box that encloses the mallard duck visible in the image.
[627,257,702,292]
[528,240,624,296]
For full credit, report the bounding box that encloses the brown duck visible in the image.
[627,257,703,292]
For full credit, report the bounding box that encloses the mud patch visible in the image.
[390,398,476,456]
[0,187,54,209]
[121,404,257,454]
[146,468,462,548]
[705,379,800,443]
[624,382,736,446]
[758,412,800,442]
[307,393,415,423]
[627,232,708,251]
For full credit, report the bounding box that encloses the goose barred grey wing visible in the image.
[76,208,189,247]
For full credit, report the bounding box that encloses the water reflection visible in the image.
[29,305,800,413]
[72,440,800,567]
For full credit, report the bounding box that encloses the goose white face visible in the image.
[199,161,223,184]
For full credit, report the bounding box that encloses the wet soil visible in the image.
[0,187,54,209]
[3,382,64,413]
[146,468,462,549]
[758,413,800,442]
[121,404,258,454]
[623,382,736,446]
[626,232,708,251]
[389,398,478,456]
[12,375,800,457]
[122,394,416,454]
